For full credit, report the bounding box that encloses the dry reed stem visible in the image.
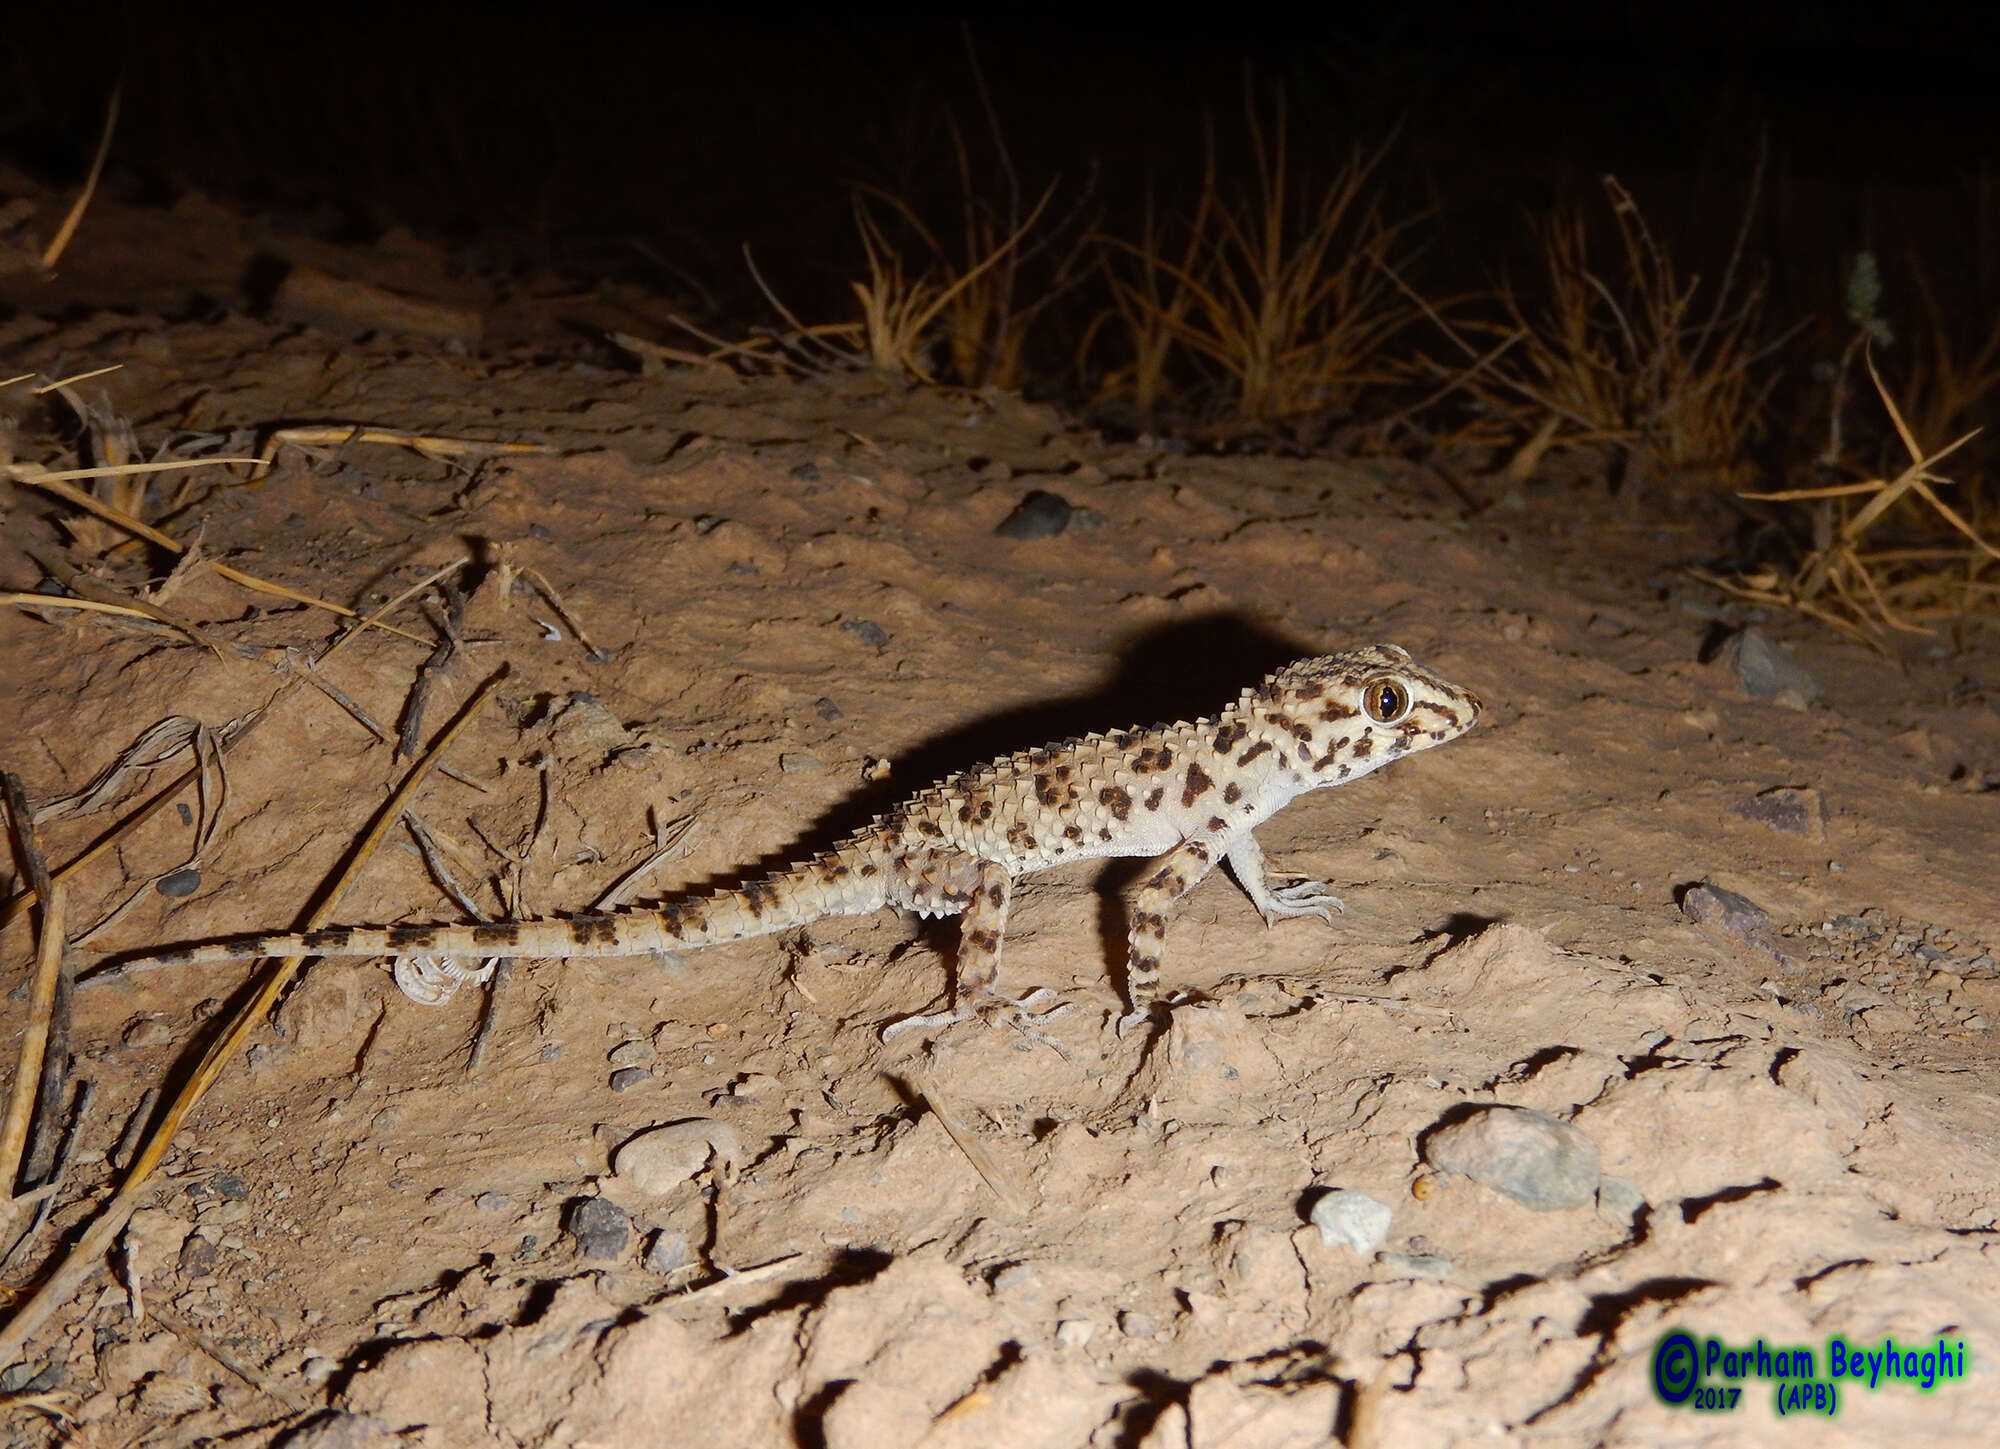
[251,425,552,479]
[38,87,119,271]
[0,779,65,1196]
[2,593,166,624]
[31,366,123,392]
[0,672,503,1363]
[13,464,433,645]
[1087,174,1220,416]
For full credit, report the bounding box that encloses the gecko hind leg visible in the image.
[882,857,1068,1040]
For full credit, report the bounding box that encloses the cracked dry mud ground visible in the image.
[2,210,1998,1447]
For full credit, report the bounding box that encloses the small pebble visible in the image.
[608,1066,650,1092]
[1309,1188,1393,1253]
[564,1197,631,1260]
[209,1172,250,1201]
[1596,1176,1647,1226]
[1055,1319,1096,1348]
[994,488,1074,539]
[1425,1106,1601,1212]
[612,1119,742,1196]
[607,1040,652,1068]
[1375,1251,1453,1279]
[473,1192,512,1212]
[178,1233,220,1275]
[839,618,889,648]
[1726,628,1820,709]
[815,697,843,721]
[779,752,824,774]
[643,1227,690,1274]
[157,867,202,898]
[123,1015,172,1047]
[789,461,821,481]
[1731,786,1826,841]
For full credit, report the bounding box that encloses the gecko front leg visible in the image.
[1225,831,1345,925]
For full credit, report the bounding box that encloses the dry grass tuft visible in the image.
[1090,90,1417,428]
[1707,354,2000,640]
[843,181,1056,384]
[1453,172,1786,495]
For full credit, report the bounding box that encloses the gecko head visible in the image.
[1245,643,1481,785]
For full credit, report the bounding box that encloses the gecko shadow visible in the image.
[667,611,1312,890]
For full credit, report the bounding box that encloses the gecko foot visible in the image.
[1262,876,1346,924]
[882,988,1074,1045]
[880,1004,972,1041]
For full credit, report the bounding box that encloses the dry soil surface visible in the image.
[1,189,1998,1447]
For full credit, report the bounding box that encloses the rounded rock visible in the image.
[1424,1106,1601,1212]
[1309,1188,1394,1253]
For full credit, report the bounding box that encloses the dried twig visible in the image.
[0,776,69,1197]
[144,1297,310,1414]
[16,1080,92,1253]
[39,86,119,271]
[31,551,228,656]
[467,764,554,1071]
[399,575,470,759]
[10,465,434,645]
[252,424,552,480]
[907,1067,1026,1215]
[513,565,602,658]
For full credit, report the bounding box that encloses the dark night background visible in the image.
[4,3,1999,430]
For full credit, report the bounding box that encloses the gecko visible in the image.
[139,643,1480,1031]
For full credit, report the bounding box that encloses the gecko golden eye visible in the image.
[1362,676,1411,724]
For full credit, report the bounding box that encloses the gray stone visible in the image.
[643,1227,690,1274]
[1309,1188,1393,1253]
[1731,786,1826,841]
[1680,881,1803,970]
[994,488,1074,539]
[564,1196,631,1260]
[1425,1106,1601,1211]
[1727,629,1820,709]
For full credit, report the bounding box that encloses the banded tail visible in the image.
[138,836,898,970]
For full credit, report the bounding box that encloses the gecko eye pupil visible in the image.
[1362,677,1411,724]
